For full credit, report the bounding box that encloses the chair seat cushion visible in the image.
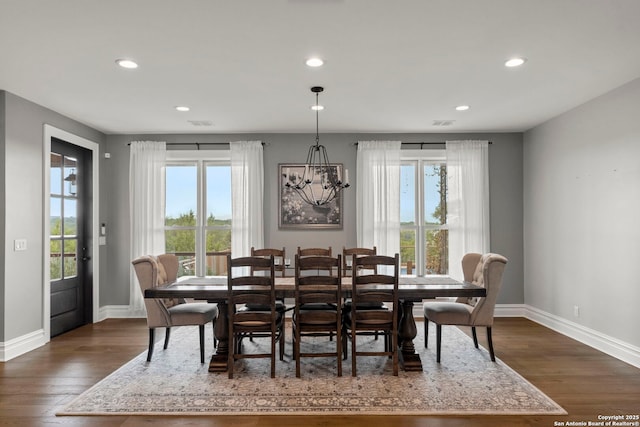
[168,302,218,326]
[343,298,387,309]
[299,302,337,310]
[423,301,473,325]
[241,301,287,312]
[233,311,284,328]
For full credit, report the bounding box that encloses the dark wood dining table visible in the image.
[145,275,486,372]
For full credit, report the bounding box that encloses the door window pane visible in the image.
[63,156,77,196]
[64,239,78,278]
[165,229,196,276]
[400,229,416,275]
[51,153,62,194]
[50,240,62,280]
[400,164,416,225]
[64,199,78,236]
[425,229,448,274]
[166,165,198,225]
[424,164,447,225]
[206,165,232,223]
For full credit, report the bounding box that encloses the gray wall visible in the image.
[0,92,6,338]
[0,90,105,342]
[524,77,640,347]
[104,132,524,306]
[0,88,524,345]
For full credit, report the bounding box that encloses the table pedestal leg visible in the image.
[208,301,229,372]
[398,300,423,371]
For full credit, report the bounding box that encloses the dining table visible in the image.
[145,275,486,372]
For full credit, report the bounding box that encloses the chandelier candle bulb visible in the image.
[345,169,349,185]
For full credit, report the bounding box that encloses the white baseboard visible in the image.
[0,329,48,362]
[98,305,146,321]
[4,303,639,369]
[524,304,640,369]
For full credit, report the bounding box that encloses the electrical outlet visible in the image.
[573,305,580,317]
[14,239,27,251]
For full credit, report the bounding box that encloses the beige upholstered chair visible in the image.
[132,254,218,363]
[423,252,508,362]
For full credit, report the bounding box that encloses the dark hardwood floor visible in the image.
[1,317,639,426]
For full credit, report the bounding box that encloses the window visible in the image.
[400,150,448,276]
[165,151,231,277]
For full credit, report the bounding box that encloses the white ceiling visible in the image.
[1,0,639,135]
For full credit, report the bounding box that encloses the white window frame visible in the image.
[166,150,231,277]
[401,149,447,276]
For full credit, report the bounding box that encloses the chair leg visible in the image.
[163,327,171,349]
[295,324,301,378]
[436,324,442,363]
[351,329,357,377]
[471,326,479,348]
[279,322,285,361]
[487,327,496,362]
[336,327,343,377]
[342,328,348,360]
[199,324,205,364]
[424,319,429,348]
[212,321,217,349]
[147,328,155,362]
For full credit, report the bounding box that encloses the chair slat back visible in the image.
[227,255,276,318]
[351,254,399,322]
[342,246,377,276]
[295,255,342,305]
[251,247,286,277]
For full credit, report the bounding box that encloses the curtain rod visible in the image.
[353,141,492,148]
[128,142,266,149]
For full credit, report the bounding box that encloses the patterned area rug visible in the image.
[58,322,566,416]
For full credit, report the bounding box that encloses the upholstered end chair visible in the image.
[423,252,508,362]
[132,254,218,363]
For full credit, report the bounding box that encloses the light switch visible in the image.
[14,239,27,251]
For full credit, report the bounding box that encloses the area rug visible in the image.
[58,322,566,416]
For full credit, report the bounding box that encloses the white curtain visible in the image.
[356,141,402,258]
[129,140,166,314]
[446,140,490,281]
[230,141,264,258]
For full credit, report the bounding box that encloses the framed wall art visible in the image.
[278,163,344,229]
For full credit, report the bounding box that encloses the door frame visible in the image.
[43,124,100,340]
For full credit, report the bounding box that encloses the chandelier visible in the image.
[284,86,349,206]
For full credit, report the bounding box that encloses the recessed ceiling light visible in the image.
[455,105,470,111]
[505,57,527,67]
[306,57,324,67]
[175,106,190,112]
[311,105,324,111]
[116,59,138,69]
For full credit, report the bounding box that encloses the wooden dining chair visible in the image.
[132,254,218,364]
[297,247,333,276]
[251,247,286,277]
[343,253,400,376]
[341,246,377,276]
[341,246,385,343]
[292,254,343,377]
[246,247,289,346]
[226,254,283,378]
[423,252,508,363]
